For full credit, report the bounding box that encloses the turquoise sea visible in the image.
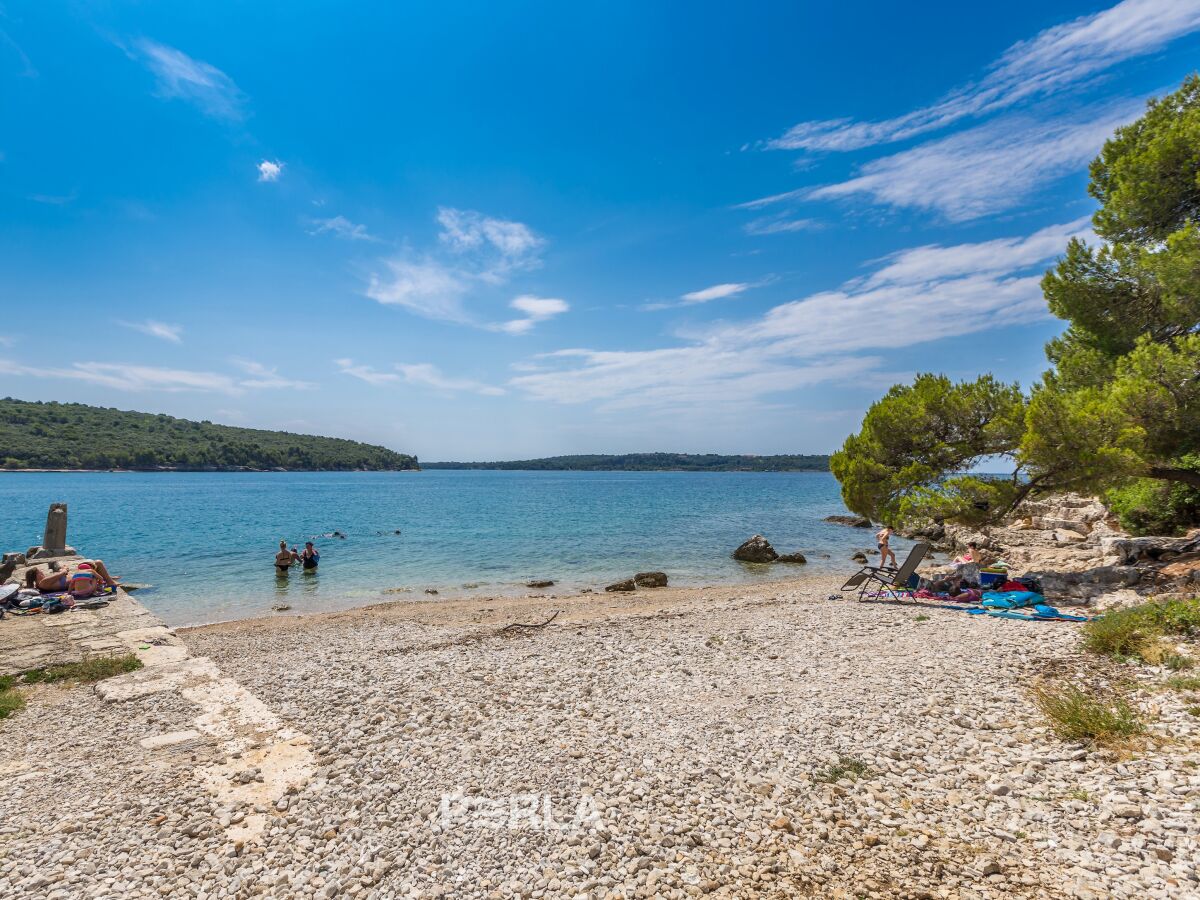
[0,471,907,626]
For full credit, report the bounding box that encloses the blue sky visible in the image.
[3,1,1200,461]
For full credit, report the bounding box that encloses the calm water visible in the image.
[0,471,903,626]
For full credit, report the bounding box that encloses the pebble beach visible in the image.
[2,575,1198,899]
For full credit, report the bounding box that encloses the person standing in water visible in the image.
[876,525,898,568]
[300,541,320,571]
[275,540,298,574]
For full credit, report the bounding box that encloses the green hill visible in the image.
[423,453,829,472]
[0,398,418,471]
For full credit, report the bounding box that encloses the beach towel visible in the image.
[981,590,1043,610]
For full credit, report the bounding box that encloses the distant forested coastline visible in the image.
[424,453,830,472]
[0,399,418,471]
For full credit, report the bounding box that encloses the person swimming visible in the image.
[275,540,298,574]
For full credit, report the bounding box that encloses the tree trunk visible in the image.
[1147,466,1200,489]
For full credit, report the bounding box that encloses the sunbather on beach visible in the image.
[875,525,897,568]
[68,562,117,598]
[24,567,68,592]
[275,540,299,574]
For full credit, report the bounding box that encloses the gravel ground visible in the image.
[2,577,1198,899]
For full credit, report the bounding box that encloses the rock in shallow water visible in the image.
[733,535,778,563]
[776,552,807,564]
[824,514,872,528]
[605,579,636,592]
[633,572,668,588]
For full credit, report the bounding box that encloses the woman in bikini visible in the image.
[25,559,118,594]
[275,540,298,574]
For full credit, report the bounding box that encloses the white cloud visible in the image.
[681,283,750,304]
[510,222,1078,410]
[127,38,245,121]
[493,295,570,334]
[118,319,183,343]
[396,363,505,396]
[0,360,241,393]
[794,100,1142,221]
[366,208,551,328]
[857,218,1093,289]
[307,215,375,241]
[257,159,283,182]
[436,207,544,270]
[336,358,502,395]
[769,0,1200,152]
[365,259,469,323]
[742,215,819,235]
[231,359,315,390]
[0,357,312,393]
[335,359,401,385]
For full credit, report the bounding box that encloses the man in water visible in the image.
[300,541,320,571]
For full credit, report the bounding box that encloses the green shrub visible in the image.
[1033,683,1146,746]
[1165,676,1200,692]
[1083,598,1200,663]
[814,756,873,784]
[21,654,142,685]
[0,690,24,719]
[1107,458,1200,536]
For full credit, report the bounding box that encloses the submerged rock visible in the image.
[526,579,555,589]
[633,572,668,588]
[733,535,778,563]
[605,578,636,592]
[851,551,868,564]
[776,552,807,564]
[824,515,872,528]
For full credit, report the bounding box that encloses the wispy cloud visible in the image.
[366,208,549,327]
[856,218,1093,289]
[118,319,183,344]
[366,259,469,323]
[307,215,376,241]
[681,283,751,304]
[511,222,1078,411]
[257,159,283,182]
[231,359,315,390]
[1,27,37,78]
[0,358,311,394]
[494,295,569,334]
[396,363,505,396]
[28,192,76,206]
[336,358,503,395]
[753,99,1142,222]
[335,359,401,385]
[742,215,819,236]
[768,0,1200,152]
[126,38,246,121]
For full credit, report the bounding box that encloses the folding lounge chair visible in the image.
[840,542,930,601]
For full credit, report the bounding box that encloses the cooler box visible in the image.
[979,569,1006,588]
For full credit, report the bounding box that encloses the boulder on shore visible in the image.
[824,515,872,528]
[733,535,779,563]
[634,571,668,588]
[605,578,637,593]
[526,579,555,589]
[776,552,808,564]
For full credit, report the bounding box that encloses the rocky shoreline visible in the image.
[0,568,1195,898]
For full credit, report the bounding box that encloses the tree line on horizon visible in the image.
[424,453,830,472]
[0,398,418,471]
[832,75,1200,537]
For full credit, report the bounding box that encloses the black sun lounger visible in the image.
[840,542,930,601]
